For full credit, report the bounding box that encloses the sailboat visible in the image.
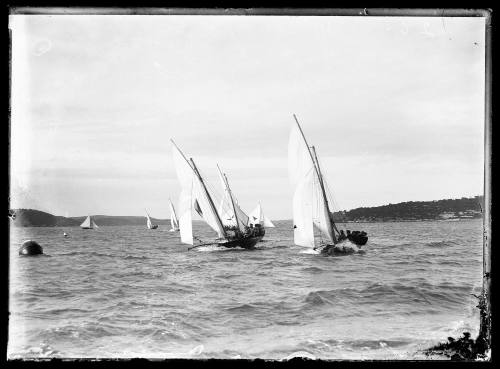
[80,215,99,230]
[145,209,159,229]
[171,139,264,250]
[168,198,180,232]
[288,114,368,255]
[248,203,275,228]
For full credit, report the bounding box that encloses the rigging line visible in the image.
[203,169,236,218]
[314,171,323,245]
[317,153,345,232]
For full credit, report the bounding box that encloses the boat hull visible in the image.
[218,235,263,249]
[148,225,158,229]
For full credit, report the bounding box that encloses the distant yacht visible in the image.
[171,139,264,250]
[168,198,180,232]
[145,210,158,229]
[80,215,99,229]
[248,203,275,228]
[288,115,367,255]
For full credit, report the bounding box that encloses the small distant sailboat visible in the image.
[168,198,180,232]
[248,203,275,228]
[288,115,368,255]
[80,215,99,230]
[171,139,264,250]
[145,210,158,229]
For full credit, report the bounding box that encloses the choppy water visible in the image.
[8,219,483,360]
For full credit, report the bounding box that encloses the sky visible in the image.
[9,14,486,220]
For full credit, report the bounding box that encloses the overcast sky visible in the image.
[9,14,485,219]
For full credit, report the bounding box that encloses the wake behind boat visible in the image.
[80,215,99,230]
[171,139,263,250]
[288,114,368,256]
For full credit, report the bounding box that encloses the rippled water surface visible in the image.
[8,220,483,360]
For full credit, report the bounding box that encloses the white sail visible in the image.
[80,215,91,228]
[216,165,249,232]
[172,144,197,244]
[217,170,235,227]
[311,147,335,243]
[233,199,250,230]
[312,173,335,243]
[145,210,158,229]
[288,122,316,247]
[263,215,275,228]
[248,203,275,228]
[292,171,315,247]
[178,187,193,244]
[172,141,225,241]
[288,123,315,188]
[91,220,99,229]
[288,117,335,247]
[169,199,180,231]
[192,179,224,237]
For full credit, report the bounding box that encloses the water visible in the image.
[8,220,483,360]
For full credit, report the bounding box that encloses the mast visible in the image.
[311,146,339,241]
[293,114,337,244]
[190,158,227,239]
[217,164,241,232]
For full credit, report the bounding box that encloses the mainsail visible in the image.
[171,140,226,245]
[169,198,180,231]
[216,164,249,232]
[145,210,157,229]
[248,203,275,228]
[288,115,337,247]
[80,215,98,229]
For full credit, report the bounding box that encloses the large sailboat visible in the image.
[145,209,158,229]
[288,115,368,255]
[80,215,99,230]
[168,198,180,232]
[171,139,264,250]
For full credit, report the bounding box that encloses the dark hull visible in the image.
[218,235,263,249]
[149,225,158,229]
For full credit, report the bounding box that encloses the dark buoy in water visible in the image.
[19,240,43,256]
[63,232,68,237]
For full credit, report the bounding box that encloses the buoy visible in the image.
[19,240,43,256]
[63,232,68,237]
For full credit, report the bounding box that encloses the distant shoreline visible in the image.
[9,196,483,227]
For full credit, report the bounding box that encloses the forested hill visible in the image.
[9,209,169,227]
[9,209,80,227]
[332,196,483,222]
